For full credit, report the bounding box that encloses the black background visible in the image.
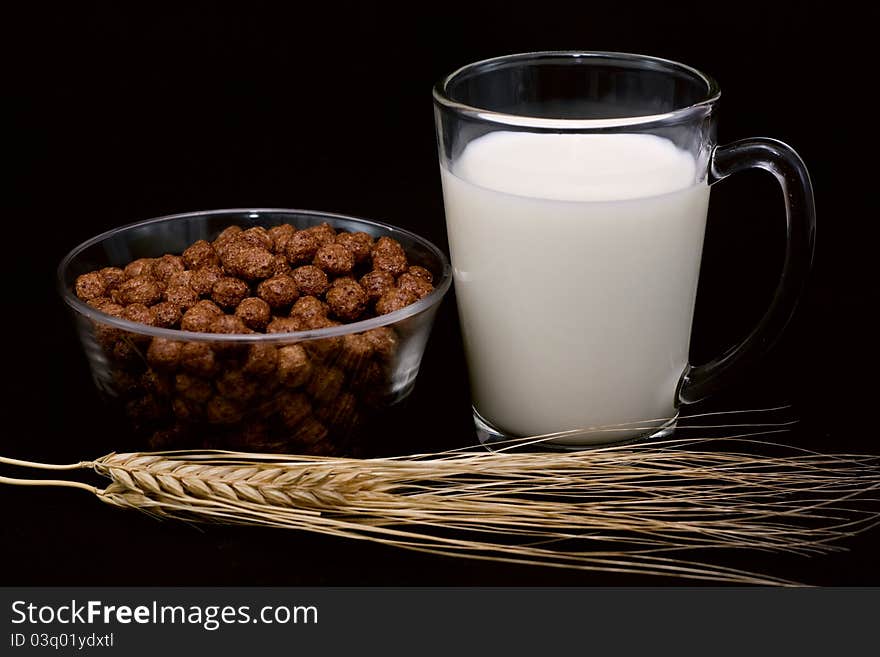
[4,1,874,585]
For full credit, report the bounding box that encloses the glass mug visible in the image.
[433,51,815,446]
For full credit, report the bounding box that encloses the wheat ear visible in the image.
[3,420,879,586]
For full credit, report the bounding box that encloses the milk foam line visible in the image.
[454,132,698,202]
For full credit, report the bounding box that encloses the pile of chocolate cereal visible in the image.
[74,222,435,455]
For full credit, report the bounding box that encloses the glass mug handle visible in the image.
[678,138,817,404]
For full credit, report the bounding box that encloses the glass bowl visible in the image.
[58,208,451,456]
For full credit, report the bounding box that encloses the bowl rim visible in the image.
[58,208,452,343]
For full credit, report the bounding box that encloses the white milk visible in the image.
[440,132,710,443]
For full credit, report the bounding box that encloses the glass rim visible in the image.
[432,50,722,129]
[58,208,453,344]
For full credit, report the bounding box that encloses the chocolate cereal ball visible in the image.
[304,329,343,363]
[179,342,218,377]
[407,265,433,283]
[181,303,221,333]
[359,270,395,302]
[209,314,249,335]
[326,277,367,321]
[75,272,106,301]
[211,277,250,309]
[92,306,125,349]
[268,223,296,254]
[121,303,155,326]
[235,297,271,331]
[91,299,125,317]
[285,230,321,265]
[313,243,355,276]
[167,270,194,289]
[153,254,185,282]
[193,299,224,316]
[147,338,183,371]
[373,251,409,277]
[112,338,141,364]
[98,267,127,291]
[182,240,220,269]
[337,333,374,371]
[85,296,110,310]
[124,258,155,279]
[141,369,172,399]
[290,295,328,326]
[151,301,183,328]
[266,317,303,334]
[371,237,408,276]
[220,242,275,280]
[180,311,213,333]
[190,265,224,296]
[116,275,163,306]
[164,284,200,311]
[121,306,155,346]
[213,225,243,252]
[397,272,434,300]
[277,344,312,387]
[291,265,329,297]
[335,232,373,264]
[373,236,405,257]
[271,254,292,276]
[305,222,336,246]
[363,326,398,360]
[210,315,252,355]
[243,343,278,377]
[375,286,418,315]
[238,226,273,251]
[256,274,299,309]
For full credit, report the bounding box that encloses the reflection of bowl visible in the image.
[58,209,451,455]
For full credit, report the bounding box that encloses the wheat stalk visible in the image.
[3,411,880,586]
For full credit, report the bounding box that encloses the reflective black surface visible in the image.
[5,2,873,585]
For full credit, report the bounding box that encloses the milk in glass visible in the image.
[440,132,710,443]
